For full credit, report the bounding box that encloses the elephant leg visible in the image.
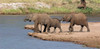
[47,24,50,32]
[69,23,74,32]
[33,28,41,33]
[58,26,62,33]
[85,24,90,32]
[43,25,47,32]
[34,21,38,28]
[48,27,50,32]
[52,27,56,33]
[80,25,84,32]
[34,21,39,32]
[69,26,71,32]
[69,26,73,32]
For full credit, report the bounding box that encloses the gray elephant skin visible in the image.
[62,13,90,32]
[24,13,52,33]
[49,18,62,33]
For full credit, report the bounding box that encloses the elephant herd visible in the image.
[24,13,90,33]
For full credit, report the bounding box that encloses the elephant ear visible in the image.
[66,15,73,22]
[25,14,30,19]
[31,14,38,21]
[28,14,33,20]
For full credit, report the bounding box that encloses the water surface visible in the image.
[0,15,98,49]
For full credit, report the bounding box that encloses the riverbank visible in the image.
[26,22,100,48]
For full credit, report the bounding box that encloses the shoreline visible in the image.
[0,13,100,17]
[25,22,100,48]
[0,1,100,15]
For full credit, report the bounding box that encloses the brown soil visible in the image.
[25,22,100,48]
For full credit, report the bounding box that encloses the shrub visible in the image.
[2,9,22,14]
[27,8,45,13]
[76,7,93,13]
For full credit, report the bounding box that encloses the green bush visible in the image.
[27,8,45,13]
[92,0,100,3]
[93,8,100,13]
[54,7,71,13]
[2,9,22,14]
[19,8,27,14]
[76,7,93,13]
[40,7,71,13]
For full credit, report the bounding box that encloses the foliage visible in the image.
[2,9,22,14]
[27,8,45,13]
[76,7,93,13]
[0,0,100,14]
[91,0,100,3]
[41,7,71,13]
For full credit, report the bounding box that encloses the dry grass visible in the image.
[0,0,100,14]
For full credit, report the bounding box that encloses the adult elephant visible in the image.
[62,13,90,32]
[24,13,52,33]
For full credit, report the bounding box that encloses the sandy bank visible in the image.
[26,22,100,48]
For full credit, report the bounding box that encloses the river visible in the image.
[0,15,98,49]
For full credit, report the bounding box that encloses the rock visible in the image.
[0,3,26,9]
[34,2,51,9]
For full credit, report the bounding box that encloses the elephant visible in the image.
[24,14,32,22]
[24,13,52,33]
[62,13,90,32]
[48,18,62,33]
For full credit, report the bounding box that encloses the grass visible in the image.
[27,8,45,13]
[75,7,93,14]
[1,0,100,3]
[0,6,98,14]
[2,9,22,14]
[19,7,71,14]
[40,7,71,13]
[0,0,100,14]
[91,0,100,3]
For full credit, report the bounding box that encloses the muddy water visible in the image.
[0,15,98,49]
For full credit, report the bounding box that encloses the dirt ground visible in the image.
[25,22,100,48]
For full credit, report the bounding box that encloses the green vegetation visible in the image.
[91,0,100,3]
[39,7,71,13]
[27,8,45,13]
[2,9,22,14]
[19,7,71,14]
[0,0,100,14]
[76,7,93,13]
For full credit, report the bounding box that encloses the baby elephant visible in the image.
[48,18,62,33]
[62,13,90,32]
